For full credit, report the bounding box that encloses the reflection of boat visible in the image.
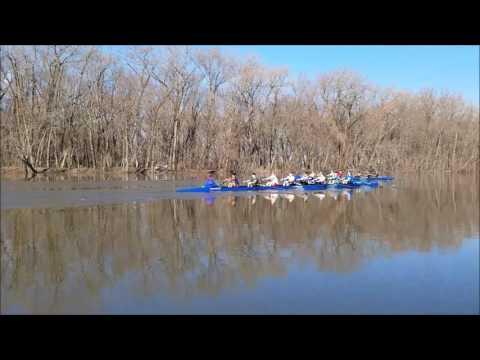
[262,193,279,205]
[331,181,379,189]
[328,191,339,200]
[203,194,216,206]
[313,192,326,200]
[341,190,351,201]
[280,194,295,202]
[177,184,325,193]
[228,196,237,206]
[299,193,309,202]
[354,185,376,194]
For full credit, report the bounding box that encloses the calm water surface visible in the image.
[1,174,478,314]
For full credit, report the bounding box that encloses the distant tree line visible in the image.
[1,45,478,174]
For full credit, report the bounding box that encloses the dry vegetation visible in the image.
[1,45,478,175]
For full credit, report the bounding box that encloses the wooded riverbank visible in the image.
[1,46,478,175]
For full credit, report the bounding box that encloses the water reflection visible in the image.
[1,176,478,314]
[6,170,183,183]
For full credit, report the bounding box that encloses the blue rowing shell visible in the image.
[176,181,379,193]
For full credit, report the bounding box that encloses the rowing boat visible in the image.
[176,180,380,193]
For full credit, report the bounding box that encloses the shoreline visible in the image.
[0,166,476,181]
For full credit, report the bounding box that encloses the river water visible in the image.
[1,174,478,314]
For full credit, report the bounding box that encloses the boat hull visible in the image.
[176,181,380,193]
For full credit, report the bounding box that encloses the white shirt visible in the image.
[265,174,279,183]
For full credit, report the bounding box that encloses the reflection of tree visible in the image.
[1,175,478,313]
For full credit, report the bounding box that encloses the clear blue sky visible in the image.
[104,45,479,105]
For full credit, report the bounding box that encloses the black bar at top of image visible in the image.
[1,29,479,45]
[1,1,479,45]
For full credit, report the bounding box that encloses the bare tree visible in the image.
[1,46,478,175]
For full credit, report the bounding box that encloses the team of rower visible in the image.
[206,169,378,188]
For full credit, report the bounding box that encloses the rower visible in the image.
[264,172,280,186]
[341,171,353,184]
[232,173,240,186]
[281,172,296,186]
[224,171,240,188]
[306,170,316,184]
[315,171,326,184]
[367,167,378,178]
[298,169,313,184]
[246,172,259,187]
[327,170,338,184]
[204,170,219,188]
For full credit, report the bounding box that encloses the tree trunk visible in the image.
[170,117,179,170]
[46,129,52,168]
[89,128,96,168]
